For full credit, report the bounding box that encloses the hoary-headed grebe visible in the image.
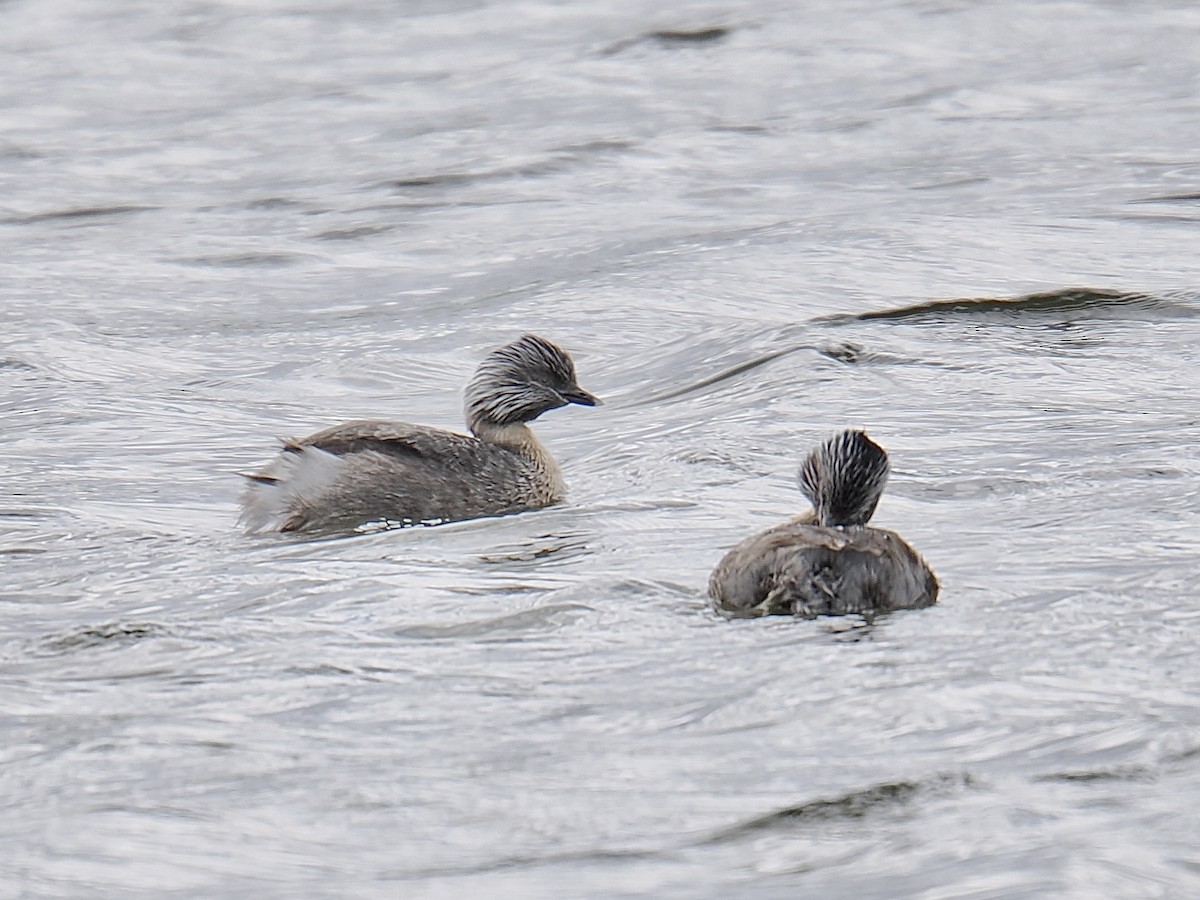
[709,430,937,617]
[240,334,599,533]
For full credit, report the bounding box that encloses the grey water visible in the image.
[2,0,1200,896]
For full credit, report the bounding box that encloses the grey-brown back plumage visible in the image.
[239,335,598,534]
[709,430,938,617]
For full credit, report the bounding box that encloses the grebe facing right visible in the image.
[239,334,599,534]
[708,430,938,618]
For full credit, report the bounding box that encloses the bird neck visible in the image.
[472,419,534,448]
[472,419,565,496]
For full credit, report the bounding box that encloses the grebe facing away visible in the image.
[708,430,938,617]
[239,335,599,534]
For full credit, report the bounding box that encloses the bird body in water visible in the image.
[709,430,937,617]
[239,335,599,534]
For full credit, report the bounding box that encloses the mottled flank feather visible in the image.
[710,429,937,618]
[239,335,598,534]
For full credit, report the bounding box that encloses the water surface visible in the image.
[3,0,1200,896]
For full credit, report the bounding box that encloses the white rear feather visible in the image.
[239,445,345,534]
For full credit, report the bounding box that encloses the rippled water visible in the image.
[4,0,1200,896]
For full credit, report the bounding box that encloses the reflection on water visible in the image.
[3,0,1200,896]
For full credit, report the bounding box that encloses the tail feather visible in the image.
[240,472,281,486]
[798,430,890,527]
[238,444,345,533]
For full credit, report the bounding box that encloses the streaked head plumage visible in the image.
[798,430,890,527]
[465,334,598,432]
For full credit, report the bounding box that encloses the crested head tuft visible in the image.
[798,430,890,527]
[464,334,595,432]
